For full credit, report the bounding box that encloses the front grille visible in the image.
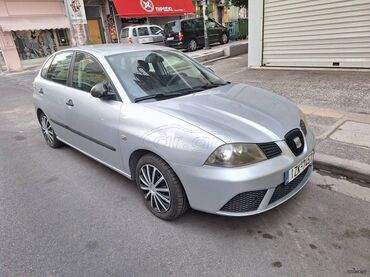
[300,120,307,136]
[221,190,267,213]
[269,168,309,205]
[285,128,305,156]
[258,142,282,159]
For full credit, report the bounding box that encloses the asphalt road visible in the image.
[1,67,369,277]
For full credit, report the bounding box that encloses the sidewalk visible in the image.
[300,105,370,183]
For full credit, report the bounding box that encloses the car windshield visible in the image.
[106,50,227,102]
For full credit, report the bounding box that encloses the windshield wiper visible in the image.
[171,82,229,95]
[134,93,184,103]
[134,83,230,103]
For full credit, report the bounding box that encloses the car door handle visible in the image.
[66,99,74,107]
[38,88,44,95]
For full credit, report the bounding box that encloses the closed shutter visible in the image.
[263,0,370,68]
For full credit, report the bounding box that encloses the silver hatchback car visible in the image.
[33,44,315,220]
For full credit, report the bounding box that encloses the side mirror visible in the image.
[90,82,116,100]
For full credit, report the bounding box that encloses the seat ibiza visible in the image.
[33,44,315,220]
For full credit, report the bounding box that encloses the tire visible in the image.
[38,112,63,148]
[135,154,189,220]
[220,32,229,44]
[187,39,197,52]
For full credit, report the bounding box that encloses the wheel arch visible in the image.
[36,108,44,123]
[128,149,189,202]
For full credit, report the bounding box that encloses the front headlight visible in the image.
[205,143,267,167]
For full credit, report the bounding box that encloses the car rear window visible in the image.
[121,28,129,38]
[164,21,180,33]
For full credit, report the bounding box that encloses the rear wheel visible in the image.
[39,112,63,148]
[220,32,229,44]
[135,154,189,220]
[187,39,197,52]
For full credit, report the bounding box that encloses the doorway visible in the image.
[87,19,103,44]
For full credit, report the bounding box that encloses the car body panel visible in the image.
[33,44,315,217]
[148,83,301,143]
[120,25,164,44]
[164,18,229,50]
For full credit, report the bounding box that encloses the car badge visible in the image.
[293,137,302,148]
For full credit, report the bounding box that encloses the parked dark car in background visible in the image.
[164,18,229,51]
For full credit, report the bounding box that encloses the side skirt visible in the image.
[57,137,132,180]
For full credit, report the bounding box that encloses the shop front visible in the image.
[112,0,196,28]
[0,0,71,71]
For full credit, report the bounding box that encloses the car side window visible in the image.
[138,27,149,36]
[46,52,73,85]
[41,56,54,78]
[181,21,193,31]
[71,52,110,93]
[150,26,161,35]
[207,20,216,29]
[194,19,203,29]
[133,28,137,37]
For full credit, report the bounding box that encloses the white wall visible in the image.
[248,0,263,67]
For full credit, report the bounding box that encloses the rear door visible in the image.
[64,51,124,170]
[35,51,73,140]
[149,25,164,43]
[207,19,220,43]
[164,21,181,45]
[120,27,130,43]
[194,19,205,45]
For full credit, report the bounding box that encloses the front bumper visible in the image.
[171,129,315,216]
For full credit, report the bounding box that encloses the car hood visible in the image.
[147,83,301,143]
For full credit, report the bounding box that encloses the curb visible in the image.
[190,41,248,63]
[314,153,370,185]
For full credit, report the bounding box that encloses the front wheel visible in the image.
[220,33,229,44]
[39,112,63,148]
[135,154,189,220]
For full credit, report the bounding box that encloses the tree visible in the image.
[229,0,248,9]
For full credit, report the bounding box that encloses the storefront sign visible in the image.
[66,0,87,25]
[113,0,195,18]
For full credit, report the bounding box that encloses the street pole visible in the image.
[202,0,210,49]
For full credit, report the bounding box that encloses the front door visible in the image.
[207,19,220,43]
[87,19,103,44]
[64,51,123,170]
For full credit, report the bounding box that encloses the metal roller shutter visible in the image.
[262,0,370,68]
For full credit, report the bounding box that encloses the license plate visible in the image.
[285,151,314,184]
[167,37,174,41]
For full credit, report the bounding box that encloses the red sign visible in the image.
[113,0,195,18]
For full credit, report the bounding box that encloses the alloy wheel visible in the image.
[189,40,197,51]
[40,115,54,144]
[139,164,171,213]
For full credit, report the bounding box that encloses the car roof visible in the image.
[69,43,172,57]
[166,18,200,24]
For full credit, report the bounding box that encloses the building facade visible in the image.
[248,0,370,68]
[0,0,71,71]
